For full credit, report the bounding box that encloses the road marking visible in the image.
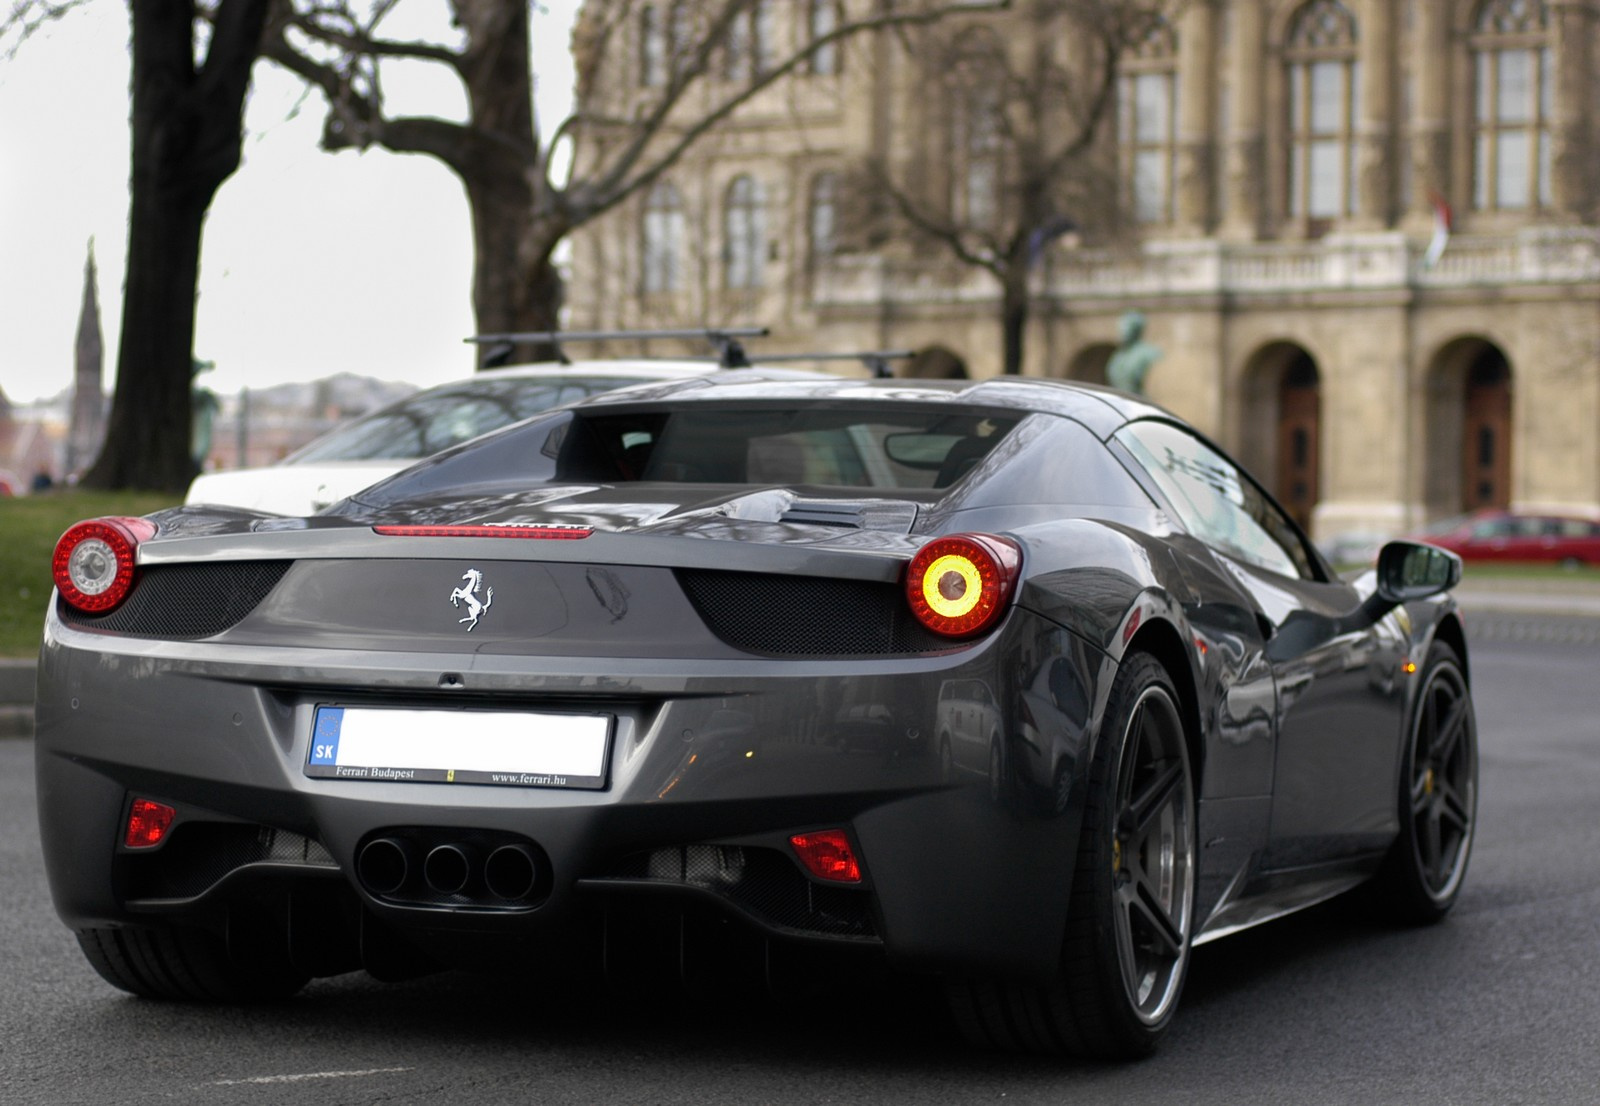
[211,1067,412,1086]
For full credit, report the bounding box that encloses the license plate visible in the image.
[305,706,611,789]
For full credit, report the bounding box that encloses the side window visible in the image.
[1117,420,1313,579]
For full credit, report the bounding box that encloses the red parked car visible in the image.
[1419,509,1600,565]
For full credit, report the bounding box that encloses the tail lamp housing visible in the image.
[124,797,177,850]
[789,829,862,884]
[905,532,1021,639]
[52,516,157,614]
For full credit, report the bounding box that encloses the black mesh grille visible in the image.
[676,569,950,656]
[60,561,290,639]
[123,823,336,901]
[599,845,877,939]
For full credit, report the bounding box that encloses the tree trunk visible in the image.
[82,0,268,492]
[464,172,566,365]
[1000,268,1029,376]
[86,190,211,491]
[451,0,569,367]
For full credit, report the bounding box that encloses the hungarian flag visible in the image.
[1423,191,1453,269]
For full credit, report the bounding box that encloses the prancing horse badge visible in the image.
[449,568,494,631]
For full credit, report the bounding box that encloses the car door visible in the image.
[1116,420,1408,868]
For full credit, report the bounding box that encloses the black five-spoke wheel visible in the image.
[1373,640,1477,924]
[1109,678,1194,1026]
[945,652,1195,1059]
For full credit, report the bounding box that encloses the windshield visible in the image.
[566,405,1021,490]
[289,376,662,463]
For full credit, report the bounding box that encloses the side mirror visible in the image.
[1273,541,1463,661]
[1374,541,1462,605]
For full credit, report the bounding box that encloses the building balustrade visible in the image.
[813,227,1600,308]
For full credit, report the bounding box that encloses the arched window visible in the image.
[808,0,840,76]
[808,172,838,265]
[668,3,694,80]
[724,175,766,290]
[754,0,776,76]
[640,5,666,88]
[1119,16,1179,224]
[1471,0,1551,211]
[724,0,775,82]
[641,182,684,294]
[951,86,1002,230]
[1285,0,1360,222]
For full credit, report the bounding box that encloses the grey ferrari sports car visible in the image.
[37,372,1475,1059]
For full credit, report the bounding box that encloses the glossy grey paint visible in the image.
[35,375,1465,987]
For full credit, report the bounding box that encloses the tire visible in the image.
[1368,641,1477,925]
[76,924,309,1002]
[947,653,1196,1058]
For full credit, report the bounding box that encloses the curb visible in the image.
[0,659,34,739]
[0,705,31,740]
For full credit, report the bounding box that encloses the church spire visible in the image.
[68,239,107,476]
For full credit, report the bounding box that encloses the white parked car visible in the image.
[185,361,716,515]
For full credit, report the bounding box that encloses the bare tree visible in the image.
[866,0,1166,375]
[4,1,271,491]
[260,0,992,365]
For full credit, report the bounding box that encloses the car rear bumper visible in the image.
[35,606,1102,983]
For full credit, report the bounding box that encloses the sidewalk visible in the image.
[1452,574,1600,617]
[3,578,1597,739]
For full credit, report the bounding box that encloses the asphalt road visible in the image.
[3,620,1598,1105]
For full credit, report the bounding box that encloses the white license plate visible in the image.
[305,706,611,789]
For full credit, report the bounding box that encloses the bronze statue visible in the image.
[1106,310,1162,395]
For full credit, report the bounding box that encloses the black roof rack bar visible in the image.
[466,327,769,345]
[466,327,770,370]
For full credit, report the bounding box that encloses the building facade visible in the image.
[567,0,1600,540]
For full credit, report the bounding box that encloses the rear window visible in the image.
[290,376,658,463]
[563,406,1020,490]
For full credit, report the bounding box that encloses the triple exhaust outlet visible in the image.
[356,835,541,904]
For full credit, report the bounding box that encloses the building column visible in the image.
[1221,0,1265,238]
[1549,1,1595,220]
[1175,1,1217,232]
[1408,0,1450,220]
[1354,0,1394,226]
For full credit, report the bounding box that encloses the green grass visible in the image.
[0,491,180,658]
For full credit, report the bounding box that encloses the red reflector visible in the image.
[372,525,592,540]
[789,829,862,883]
[124,798,176,849]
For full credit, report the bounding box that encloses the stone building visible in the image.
[567,0,1600,540]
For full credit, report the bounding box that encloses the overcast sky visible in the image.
[0,3,577,405]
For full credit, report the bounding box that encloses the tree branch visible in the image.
[867,159,1004,278]
[574,0,1010,222]
[285,6,462,68]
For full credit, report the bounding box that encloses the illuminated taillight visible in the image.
[124,798,176,849]
[905,532,1021,639]
[52,516,157,614]
[789,829,862,883]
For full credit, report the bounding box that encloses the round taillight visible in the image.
[52,517,156,614]
[905,532,1021,639]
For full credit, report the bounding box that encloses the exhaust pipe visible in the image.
[357,837,414,896]
[485,844,540,901]
[423,843,475,895]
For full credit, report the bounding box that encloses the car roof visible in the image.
[573,372,1171,438]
